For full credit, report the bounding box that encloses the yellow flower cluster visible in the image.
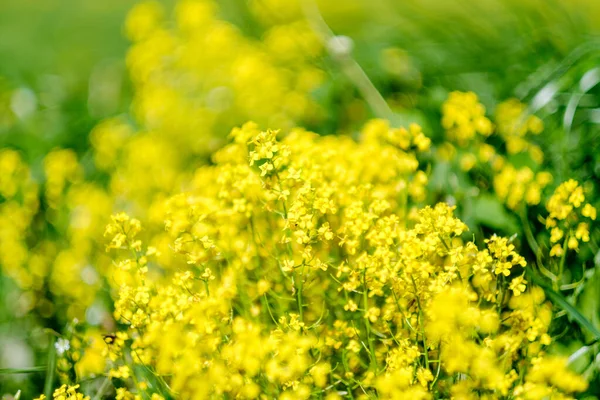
[0,150,39,290]
[441,91,493,146]
[83,0,327,236]
[93,123,586,399]
[545,179,596,257]
[493,165,553,211]
[124,0,323,155]
[3,77,589,398]
[44,149,83,210]
[5,82,591,399]
[495,98,544,163]
[35,384,90,400]
[0,146,116,321]
[441,92,552,210]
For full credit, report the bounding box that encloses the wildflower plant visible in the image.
[93,124,587,399]
[1,0,600,398]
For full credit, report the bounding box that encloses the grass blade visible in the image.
[527,269,600,341]
[0,366,46,374]
[44,336,57,397]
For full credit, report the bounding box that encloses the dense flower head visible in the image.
[495,98,544,162]
[124,0,324,156]
[94,123,586,399]
[493,165,553,210]
[0,149,39,290]
[442,91,493,146]
[545,179,596,256]
[438,91,553,211]
[5,85,592,399]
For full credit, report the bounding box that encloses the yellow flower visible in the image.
[550,244,564,257]
[509,276,527,296]
[582,203,597,220]
[442,91,493,146]
[344,299,358,312]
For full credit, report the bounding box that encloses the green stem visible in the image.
[438,234,451,253]
[497,275,505,312]
[295,267,304,323]
[203,279,210,296]
[362,270,378,371]
[44,337,57,398]
[431,355,442,390]
[520,206,541,257]
[0,366,45,374]
[92,377,112,400]
[527,269,600,341]
[301,0,394,121]
[263,294,279,326]
[558,235,569,286]
[411,277,429,370]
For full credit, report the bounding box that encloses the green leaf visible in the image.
[472,194,519,234]
[428,162,451,193]
[0,366,45,374]
[44,336,57,398]
[576,265,600,343]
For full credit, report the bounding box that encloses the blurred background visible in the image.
[0,0,136,159]
[1,0,600,397]
[3,0,600,155]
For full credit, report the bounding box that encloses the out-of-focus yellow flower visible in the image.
[496,98,544,162]
[493,165,552,210]
[442,91,493,146]
[545,179,595,257]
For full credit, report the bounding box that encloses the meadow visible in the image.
[1,0,599,399]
